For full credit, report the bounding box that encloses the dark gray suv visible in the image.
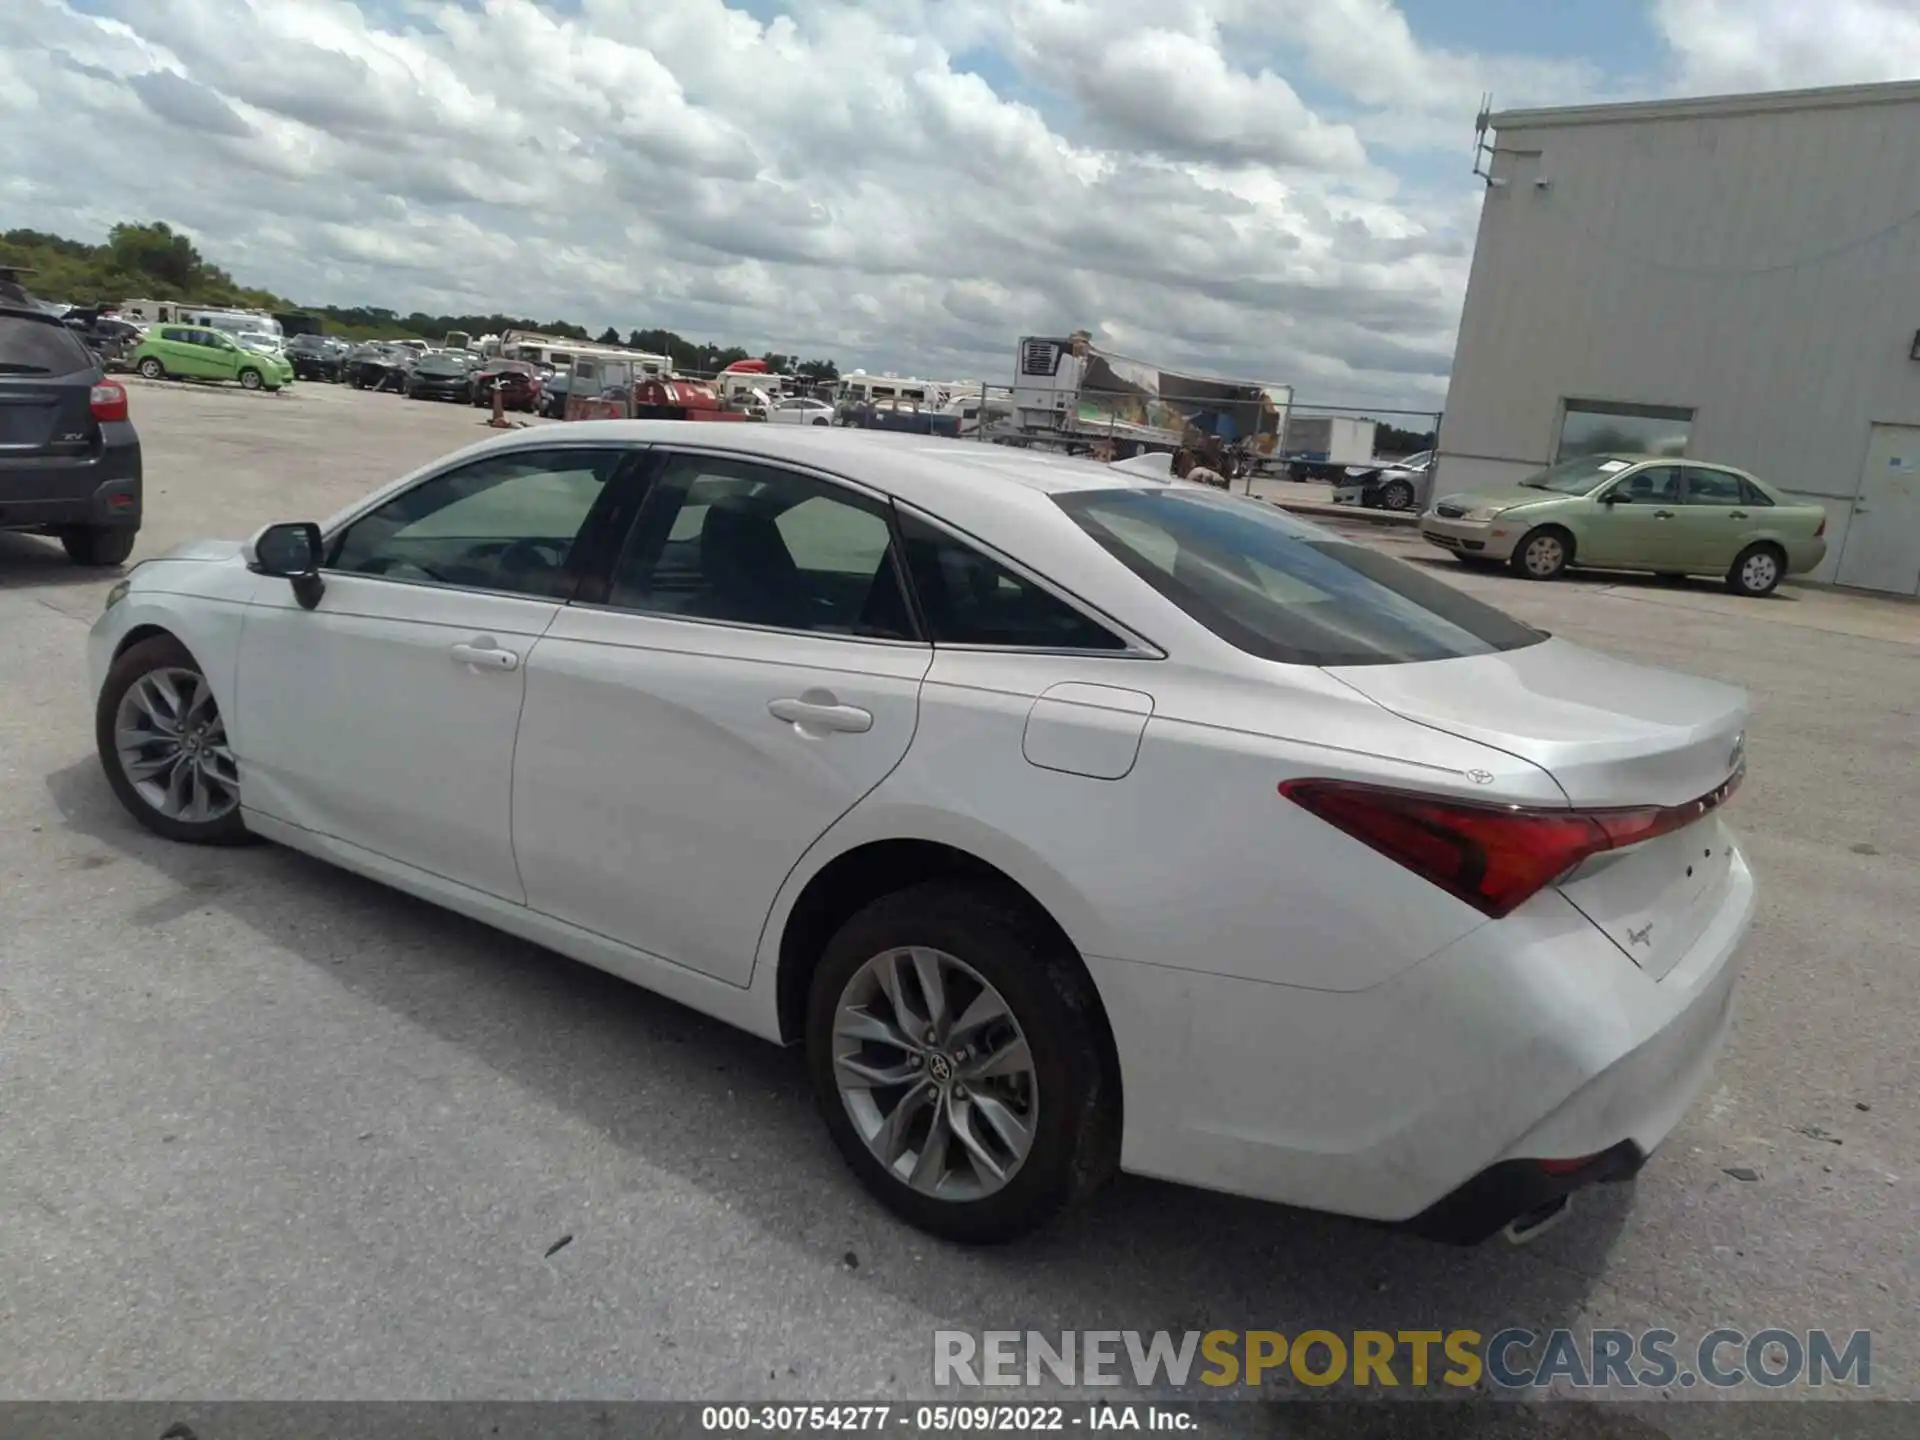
[0,300,143,565]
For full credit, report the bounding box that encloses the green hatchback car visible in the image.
[129,325,294,392]
[1420,454,1829,597]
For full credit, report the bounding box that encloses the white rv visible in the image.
[119,299,282,342]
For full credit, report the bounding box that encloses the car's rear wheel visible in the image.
[1728,543,1785,597]
[238,368,263,391]
[95,636,252,846]
[136,357,165,380]
[1511,526,1571,580]
[62,527,136,567]
[806,881,1119,1243]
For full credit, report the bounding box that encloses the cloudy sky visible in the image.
[5,0,1919,410]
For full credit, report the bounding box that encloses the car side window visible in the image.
[326,447,630,599]
[1736,477,1774,507]
[608,455,916,639]
[897,510,1127,650]
[1612,466,1681,504]
[1681,468,1743,506]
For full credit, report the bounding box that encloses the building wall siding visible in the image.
[1438,93,1920,583]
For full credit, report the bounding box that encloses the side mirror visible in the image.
[250,521,327,610]
[1601,492,1624,505]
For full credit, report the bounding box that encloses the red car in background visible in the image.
[470,360,541,413]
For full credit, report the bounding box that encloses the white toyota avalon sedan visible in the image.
[89,422,1755,1245]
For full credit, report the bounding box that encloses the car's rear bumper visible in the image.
[0,426,143,531]
[1087,843,1754,1240]
[1788,537,1828,574]
[1419,515,1524,560]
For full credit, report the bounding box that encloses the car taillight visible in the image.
[90,381,129,423]
[1278,771,1742,919]
[1815,514,1826,538]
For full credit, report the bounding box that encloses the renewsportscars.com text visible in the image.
[933,1328,1871,1391]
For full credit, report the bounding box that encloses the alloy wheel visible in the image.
[832,946,1038,1201]
[113,667,240,823]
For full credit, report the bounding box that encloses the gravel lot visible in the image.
[1,380,1915,1424]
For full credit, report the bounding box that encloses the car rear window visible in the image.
[0,314,94,376]
[1054,487,1545,666]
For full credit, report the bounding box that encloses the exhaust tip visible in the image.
[1504,1192,1573,1245]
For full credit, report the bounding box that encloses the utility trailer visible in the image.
[996,332,1291,466]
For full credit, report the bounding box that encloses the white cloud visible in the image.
[15,0,1911,413]
[1654,0,1920,94]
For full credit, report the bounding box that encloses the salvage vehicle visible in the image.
[407,352,478,403]
[89,425,1755,1247]
[470,360,541,412]
[129,325,293,391]
[344,343,413,392]
[285,333,351,383]
[1334,450,1434,512]
[1421,453,1827,597]
[0,300,141,564]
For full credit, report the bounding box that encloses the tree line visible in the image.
[1,221,840,380]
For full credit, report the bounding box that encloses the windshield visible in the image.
[1516,454,1634,494]
[417,356,469,374]
[1054,487,1543,667]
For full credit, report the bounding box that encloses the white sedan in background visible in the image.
[767,395,836,425]
[90,423,1755,1244]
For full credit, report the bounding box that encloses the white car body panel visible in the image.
[86,421,1759,1232]
[236,574,559,902]
[512,607,932,986]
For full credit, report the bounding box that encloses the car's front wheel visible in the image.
[1511,526,1571,580]
[1377,478,1416,511]
[238,368,263,391]
[95,636,252,845]
[806,881,1119,1244]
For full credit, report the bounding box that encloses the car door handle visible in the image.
[450,641,519,672]
[1653,509,1675,518]
[768,696,873,734]
[1729,510,1749,519]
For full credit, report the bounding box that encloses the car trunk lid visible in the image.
[0,378,94,457]
[1326,637,1747,808]
[1327,638,1749,979]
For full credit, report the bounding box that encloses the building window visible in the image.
[1555,400,1693,462]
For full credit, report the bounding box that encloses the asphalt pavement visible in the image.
[1,381,1915,1426]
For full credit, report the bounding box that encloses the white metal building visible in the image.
[1436,80,1920,596]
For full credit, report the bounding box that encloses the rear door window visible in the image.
[897,511,1127,650]
[1054,487,1543,666]
[1681,468,1743,506]
[0,315,93,376]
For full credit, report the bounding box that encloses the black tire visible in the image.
[137,357,165,381]
[1728,543,1785,598]
[62,527,137,567]
[811,417,830,426]
[95,635,254,846]
[238,368,263,391]
[806,880,1120,1244]
[1510,526,1572,581]
[1377,479,1416,512]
